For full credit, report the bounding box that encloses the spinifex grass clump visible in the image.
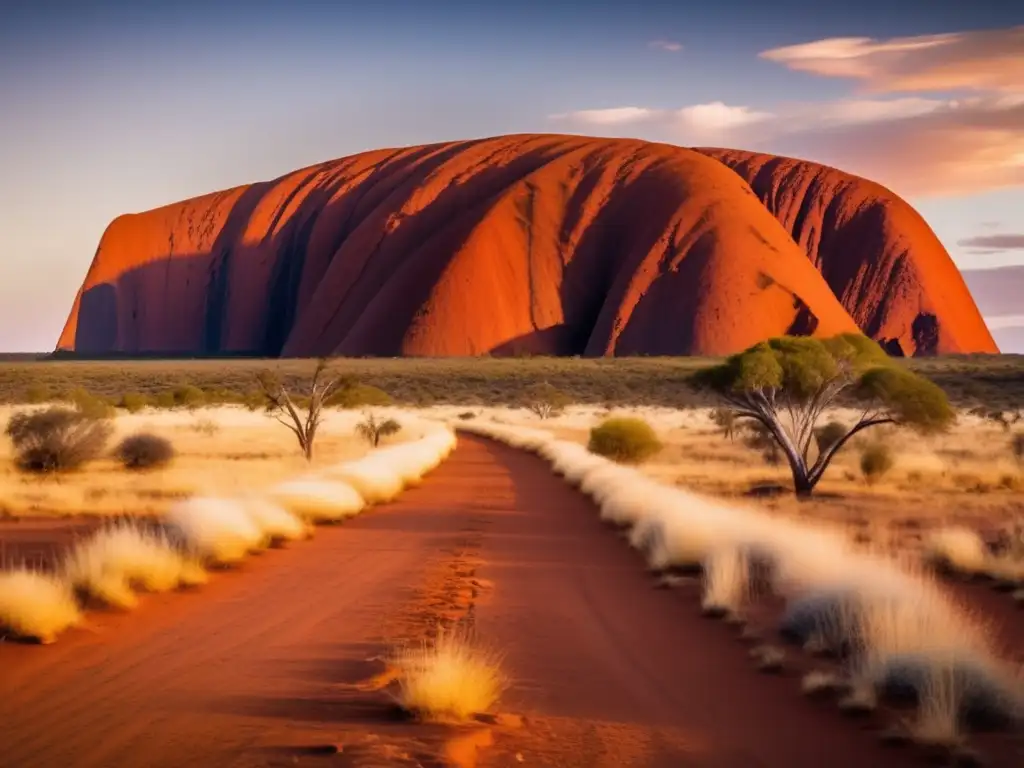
[392,627,506,722]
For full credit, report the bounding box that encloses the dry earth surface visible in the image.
[2,434,1021,767]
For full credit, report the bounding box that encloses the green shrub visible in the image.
[587,417,662,464]
[326,382,393,409]
[62,387,116,419]
[114,433,175,470]
[860,443,894,484]
[5,406,113,472]
[170,384,206,410]
[241,389,267,411]
[117,392,152,413]
[153,390,177,409]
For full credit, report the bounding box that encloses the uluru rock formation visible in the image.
[57,134,998,357]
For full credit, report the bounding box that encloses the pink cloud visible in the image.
[760,27,1024,94]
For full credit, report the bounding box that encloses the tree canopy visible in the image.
[692,334,954,495]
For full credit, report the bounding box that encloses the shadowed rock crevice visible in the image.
[57,135,998,357]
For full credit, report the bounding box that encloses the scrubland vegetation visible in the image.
[0,342,1021,756]
[458,417,1023,759]
[0,374,459,643]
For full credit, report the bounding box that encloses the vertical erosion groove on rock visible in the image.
[57,135,998,358]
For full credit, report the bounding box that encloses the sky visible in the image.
[1,0,1022,352]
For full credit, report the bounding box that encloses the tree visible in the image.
[691,334,954,497]
[524,381,570,420]
[256,359,344,461]
[355,413,402,447]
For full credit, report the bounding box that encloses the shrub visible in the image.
[5,406,113,472]
[191,417,219,436]
[587,417,662,464]
[710,408,738,440]
[524,381,570,419]
[1012,433,1024,465]
[114,433,175,470]
[814,420,848,455]
[64,387,116,419]
[355,414,402,447]
[860,443,894,484]
[457,411,476,421]
[24,384,53,404]
[153,390,177,408]
[170,384,206,410]
[241,389,267,411]
[117,392,152,413]
[326,381,393,409]
[742,421,782,466]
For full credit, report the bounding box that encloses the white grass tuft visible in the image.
[0,568,82,643]
[457,417,1024,737]
[922,526,989,574]
[62,521,204,609]
[702,546,755,616]
[268,478,365,523]
[238,496,310,541]
[393,628,506,722]
[165,496,268,565]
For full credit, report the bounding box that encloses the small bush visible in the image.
[170,384,206,410]
[64,387,116,419]
[524,381,570,419]
[457,411,476,421]
[742,421,782,466]
[860,443,894,484]
[24,384,54,404]
[241,389,266,411]
[355,414,402,447]
[191,417,219,436]
[710,407,738,440]
[114,433,175,470]
[1012,433,1024,465]
[5,407,113,472]
[814,420,848,454]
[117,392,152,413]
[153,390,177,408]
[326,381,393,409]
[588,417,662,464]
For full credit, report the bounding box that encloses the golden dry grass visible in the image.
[0,568,82,643]
[392,628,507,722]
[0,406,416,518]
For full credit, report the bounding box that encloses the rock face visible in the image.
[57,134,998,357]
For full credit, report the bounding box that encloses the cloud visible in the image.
[674,102,773,133]
[648,40,683,52]
[549,107,657,125]
[760,26,1024,94]
[958,234,1024,250]
[548,94,1024,197]
[984,314,1024,331]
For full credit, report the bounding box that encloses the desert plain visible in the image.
[0,357,1021,768]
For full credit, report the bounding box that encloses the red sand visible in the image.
[56,135,996,358]
[1,437,1017,767]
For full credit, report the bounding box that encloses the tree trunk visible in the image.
[793,470,816,499]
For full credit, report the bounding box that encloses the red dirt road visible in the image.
[0,437,995,767]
